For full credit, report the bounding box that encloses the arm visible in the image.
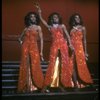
[83,26,88,60]
[18,28,26,44]
[62,24,74,51]
[34,2,49,29]
[38,26,44,61]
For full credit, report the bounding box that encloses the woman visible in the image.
[69,13,93,89]
[18,12,44,93]
[34,3,74,92]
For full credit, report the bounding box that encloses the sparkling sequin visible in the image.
[18,27,44,92]
[70,29,93,84]
[44,26,73,88]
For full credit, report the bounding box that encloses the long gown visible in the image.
[70,28,93,84]
[18,26,44,92]
[43,26,73,88]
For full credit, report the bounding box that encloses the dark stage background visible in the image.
[2,0,99,63]
[2,1,99,100]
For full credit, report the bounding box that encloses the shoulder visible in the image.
[23,27,27,32]
[82,26,86,30]
[61,24,66,28]
[61,24,67,30]
[37,25,42,31]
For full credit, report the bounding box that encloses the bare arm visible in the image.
[83,26,88,60]
[18,28,26,44]
[62,24,74,51]
[34,2,49,29]
[38,26,44,61]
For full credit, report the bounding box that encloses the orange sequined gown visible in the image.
[44,26,73,88]
[70,29,93,84]
[18,26,44,92]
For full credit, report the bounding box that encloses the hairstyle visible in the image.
[47,12,62,26]
[24,12,40,27]
[69,13,83,28]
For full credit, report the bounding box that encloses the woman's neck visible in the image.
[73,25,82,30]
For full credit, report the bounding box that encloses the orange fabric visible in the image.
[18,27,44,92]
[44,26,73,87]
[70,29,93,84]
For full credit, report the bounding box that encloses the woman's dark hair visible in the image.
[24,12,40,27]
[69,13,83,28]
[48,12,62,26]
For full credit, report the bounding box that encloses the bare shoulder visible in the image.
[61,24,67,30]
[37,25,42,31]
[23,27,27,33]
[61,24,66,28]
[82,26,86,30]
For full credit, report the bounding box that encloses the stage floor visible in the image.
[2,61,99,100]
[2,87,99,100]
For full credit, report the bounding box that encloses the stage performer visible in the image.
[34,2,74,93]
[68,13,93,89]
[18,11,44,93]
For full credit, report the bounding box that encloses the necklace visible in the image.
[53,24,59,28]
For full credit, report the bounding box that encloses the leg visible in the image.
[41,86,50,93]
[72,54,80,91]
[58,50,66,92]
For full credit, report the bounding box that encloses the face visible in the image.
[30,14,36,23]
[74,15,80,24]
[52,14,59,24]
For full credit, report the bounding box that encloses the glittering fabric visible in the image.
[18,26,44,92]
[50,56,60,87]
[70,29,93,84]
[44,26,73,88]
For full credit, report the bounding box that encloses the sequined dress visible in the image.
[70,28,93,84]
[18,26,44,92]
[44,26,73,88]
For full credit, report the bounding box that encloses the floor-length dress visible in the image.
[18,26,44,92]
[70,29,93,84]
[43,26,73,88]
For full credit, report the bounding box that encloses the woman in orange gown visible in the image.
[18,12,44,93]
[69,13,93,89]
[35,4,74,92]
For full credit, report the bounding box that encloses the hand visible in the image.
[85,52,89,61]
[33,0,39,8]
[34,2,39,8]
[20,41,23,44]
[40,52,44,61]
[33,1,41,13]
[69,44,74,52]
[18,38,23,44]
[41,56,44,61]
